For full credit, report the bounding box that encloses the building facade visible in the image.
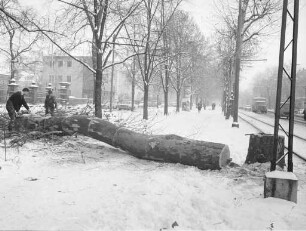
[42,55,146,106]
[42,56,94,99]
[0,74,10,103]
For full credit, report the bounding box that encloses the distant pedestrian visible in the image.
[212,103,216,110]
[44,89,57,116]
[6,88,31,131]
[197,101,202,113]
[303,109,306,121]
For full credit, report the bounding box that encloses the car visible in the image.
[117,103,132,110]
[245,105,252,111]
[280,102,290,119]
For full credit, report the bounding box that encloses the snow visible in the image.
[1,106,306,230]
[266,171,298,181]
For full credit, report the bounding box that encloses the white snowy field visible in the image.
[0,106,306,230]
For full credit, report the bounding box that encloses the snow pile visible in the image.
[1,107,306,230]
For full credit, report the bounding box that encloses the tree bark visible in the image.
[17,115,231,170]
[95,40,103,118]
[143,84,149,119]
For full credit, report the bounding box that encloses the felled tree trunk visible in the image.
[17,115,231,170]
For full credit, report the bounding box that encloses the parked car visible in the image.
[117,102,132,110]
[245,105,252,111]
[280,101,290,119]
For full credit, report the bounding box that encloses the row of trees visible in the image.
[0,0,221,119]
[214,0,282,120]
[1,0,285,121]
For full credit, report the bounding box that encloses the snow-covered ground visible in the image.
[1,106,306,230]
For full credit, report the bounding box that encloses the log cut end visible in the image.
[219,144,231,168]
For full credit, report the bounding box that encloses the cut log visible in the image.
[15,115,231,170]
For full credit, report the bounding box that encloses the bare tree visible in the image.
[123,0,182,119]
[0,0,41,80]
[0,0,143,118]
[55,0,143,118]
[167,10,202,112]
[214,0,282,118]
[159,0,180,115]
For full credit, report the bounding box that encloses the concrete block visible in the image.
[264,171,298,203]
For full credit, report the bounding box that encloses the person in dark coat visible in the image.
[44,89,57,116]
[197,101,202,113]
[303,109,306,121]
[6,88,31,131]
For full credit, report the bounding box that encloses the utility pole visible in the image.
[271,0,299,172]
[232,0,244,128]
[110,36,115,112]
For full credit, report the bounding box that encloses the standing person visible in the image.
[303,108,306,121]
[44,89,57,116]
[6,88,31,131]
[197,101,202,113]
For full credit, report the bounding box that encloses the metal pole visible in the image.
[271,0,288,171]
[287,0,299,172]
[232,0,243,127]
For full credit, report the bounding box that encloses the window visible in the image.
[49,75,54,83]
[49,61,55,67]
[58,60,63,67]
[58,75,63,82]
[67,60,72,67]
[67,75,71,82]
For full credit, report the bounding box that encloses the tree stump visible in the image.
[245,133,285,167]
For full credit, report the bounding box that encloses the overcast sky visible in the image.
[182,0,306,90]
[18,0,306,91]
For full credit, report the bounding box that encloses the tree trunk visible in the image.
[131,57,136,111]
[164,89,168,115]
[132,77,135,111]
[17,115,231,170]
[143,83,149,119]
[110,37,115,112]
[95,41,103,118]
[176,90,180,112]
[164,64,169,115]
[92,36,97,105]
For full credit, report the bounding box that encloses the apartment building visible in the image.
[43,56,135,101]
[42,56,94,98]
